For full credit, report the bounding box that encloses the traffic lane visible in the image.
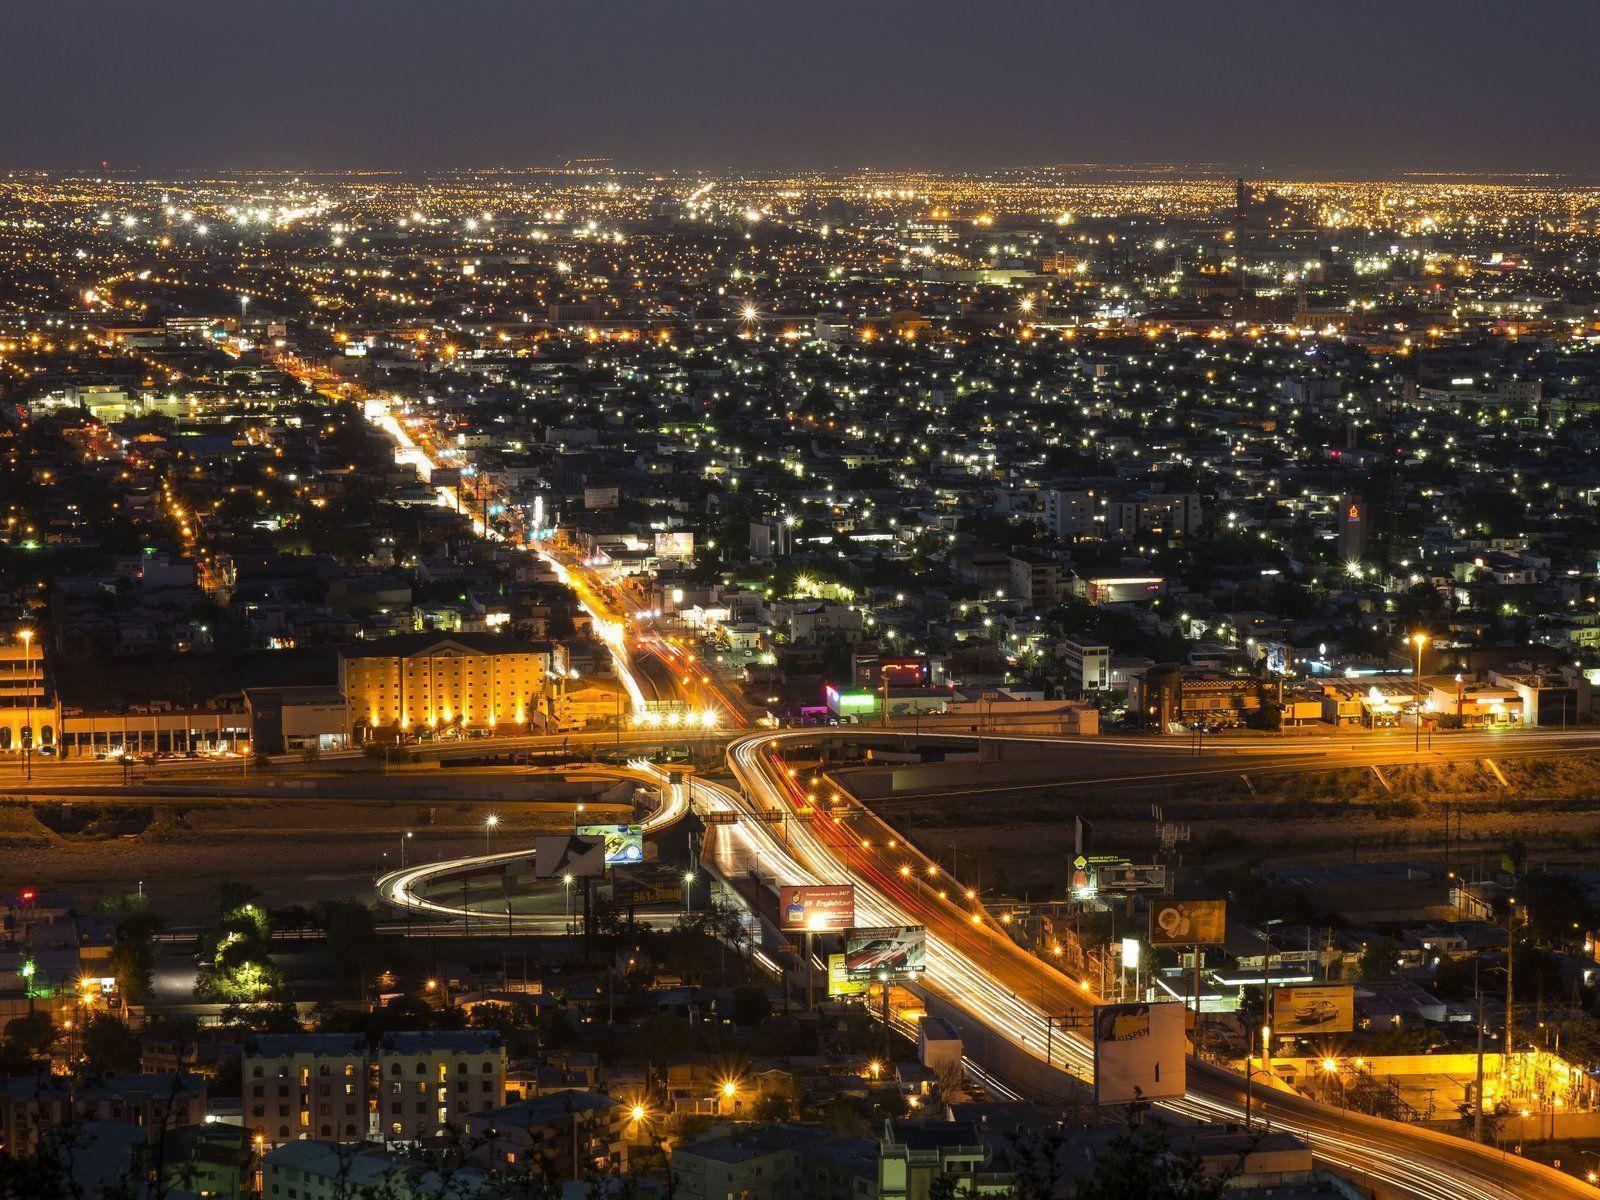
[730,735,1574,1200]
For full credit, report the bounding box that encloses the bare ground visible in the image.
[3,791,629,920]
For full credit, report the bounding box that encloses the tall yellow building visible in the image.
[338,633,551,739]
[0,630,58,756]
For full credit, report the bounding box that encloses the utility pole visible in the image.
[1504,900,1518,1075]
[1474,959,1486,1143]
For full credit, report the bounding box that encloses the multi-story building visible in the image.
[0,630,58,758]
[243,1030,506,1147]
[0,1073,205,1152]
[338,632,551,740]
[465,1089,624,1182]
[1006,552,1063,609]
[1059,639,1110,693]
[1107,493,1203,540]
[1042,489,1098,539]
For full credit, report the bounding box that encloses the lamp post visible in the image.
[485,813,499,854]
[400,830,413,868]
[682,871,695,914]
[1411,632,1429,753]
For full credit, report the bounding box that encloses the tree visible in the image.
[80,1013,139,1077]
[316,899,385,1002]
[1514,870,1599,945]
[1356,936,1403,980]
[107,908,165,1006]
[209,881,261,915]
[1072,1111,1235,1200]
[0,1012,55,1075]
[469,1003,532,1033]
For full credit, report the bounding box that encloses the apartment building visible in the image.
[243,1031,505,1146]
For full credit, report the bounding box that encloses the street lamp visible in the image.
[682,871,695,914]
[485,814,499,853]
[401,830,413,868]
[1411,632,1430,753]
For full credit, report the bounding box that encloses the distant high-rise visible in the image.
[1338,496,1369,565]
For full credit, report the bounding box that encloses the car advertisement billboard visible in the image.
[654,531,695,560]
[1092,1002,1186,1106]
[843,926,927,980]
[827,954,868,997]
[1273,985,1355,1034]
[576,824,644,866]
[779,884,856,932]
[1149,899,1227,947]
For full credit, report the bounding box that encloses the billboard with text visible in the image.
[1273,985,1354,1034]
[779,884,855,932]
[827,954,869,997]
[843,926,927,980]
[654,531,695,560]
[1149,899,1227,947]
[1093,1002,1186,1106]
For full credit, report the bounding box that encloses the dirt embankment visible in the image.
[862,753,1600,898]
[6,791,628,920]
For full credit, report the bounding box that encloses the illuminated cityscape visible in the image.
[5,3,1600,1199]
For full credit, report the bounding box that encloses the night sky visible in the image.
[6,0,1599,175]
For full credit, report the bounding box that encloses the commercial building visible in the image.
[243,686,350,755]
[1059,638,1110,693]
[1073,576,1166,606]
[338,632,551,739]
[1337,496,1368,565]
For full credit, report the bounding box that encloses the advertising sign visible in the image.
[576,824,644,866]
[779,884,856,932]
[1070,855,1098,901]
[1099,864,1167,894]
[583,485,620,510]
[843,926,927,980]
[1149,899,1227,947]
[827,954,868,997]
[1092,1002,1186,1106]
[653,531,696,560]
[1272,985,1355,1034]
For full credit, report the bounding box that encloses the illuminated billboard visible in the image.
[825,685,878,718]
[1099,863,1167,894]
[1093,1002,1186,1106]
[1149,899,1227,947]
[576,824,644,866]
[779,884,855,932]
[654,531,695,560]
[843,926,927,980]
[827,954,868,997]
[1273,985,1354,1034]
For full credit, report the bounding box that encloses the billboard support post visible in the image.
[806,930,814,1011]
